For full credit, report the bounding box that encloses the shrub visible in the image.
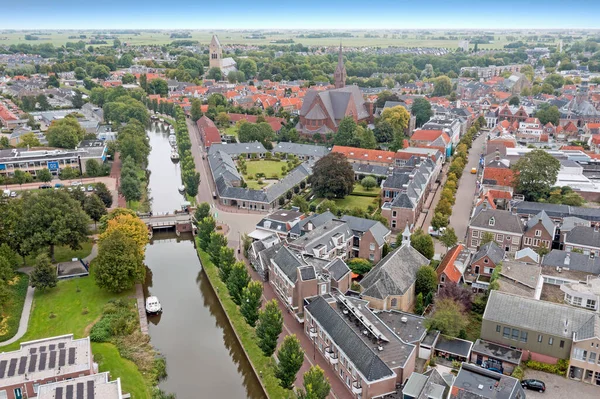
[247,175,254,180]
[511,366,524,381]
[523,359,568,376]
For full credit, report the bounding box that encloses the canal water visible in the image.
[143,124,265,398]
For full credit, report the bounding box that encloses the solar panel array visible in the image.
[59,349,66,367]
[66,384,73,399]
[49,350,57,368]
[18,356,27,375]
[39,352,47,371]
[28,354,37,373]
[7,358,17,377]
[56,387,63,399]
[0,360,6,378]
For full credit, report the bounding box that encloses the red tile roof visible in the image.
[437,244,466,284]
[332,146,395,164]
[197,116,221,148]
[483,167,514,186]
[410,129,445,143]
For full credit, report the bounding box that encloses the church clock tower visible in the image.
[334,43,346,89]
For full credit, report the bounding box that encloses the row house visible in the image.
[511,200,600,226]
[409,129,452,159]
[564,225,600,257]
[340,215,391,263]
[436,244,471,288]
[522,210,556,252]
[304,294,417,398]
[515,117,544,142]
[468,242,506,291]
[287,218,353,261]
[467,207,524,254]
[197,115,222,149]
[497,105,530,124]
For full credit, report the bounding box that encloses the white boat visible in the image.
[145,296,162,315]
[178,185,186,194]
[170,151,180,161]
[159,118,164,123]
[169,135,177,146]
[169,127,175,134]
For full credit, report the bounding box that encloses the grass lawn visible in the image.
[351,183,381,197]
[23,241,94,266]
[197,247,291,399]
[224,126,238,138]
[333,195,379,211]
[245,180,267,190]
[0,273,30,342]
[92,342,150,399]
[2,271,133,352]
[243,160,284,180]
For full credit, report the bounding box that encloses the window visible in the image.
[392,221,396,229]
[586,299,597,309]
[391,298,398,307]
[369,243,375,251]
[574,348,585,360]
[538,334,543,343]
[496,325,501,333]
[524,237,532,246]
[33,384,40,394]
[549,337,553,345]
[0,390,6,399]
[512,329,519,340]
[320,284,326,295]
[560,340,565,348]
[497,234,504,242]
[520,331,528,342]
[573,297,582,306]
[392,211,397,218]
[535,229,542,237]
[369,253,375,261]
[484,258,489,264]
[503,327,511,338]
[441,275,445,282]
[489,217,495,226]
[484,267,492,274]
[589,352,597,364]
[472,230,479,238]
[471,239,479,247]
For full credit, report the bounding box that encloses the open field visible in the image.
[0,30,566,49]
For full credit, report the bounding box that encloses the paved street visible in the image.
[448,132,488,244]
[524,370,600,399]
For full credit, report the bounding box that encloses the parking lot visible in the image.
[524,370,599,399]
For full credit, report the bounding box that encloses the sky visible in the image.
[3,0,600,29]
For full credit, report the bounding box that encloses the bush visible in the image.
[511,366,524,381]
[523,359,568,376]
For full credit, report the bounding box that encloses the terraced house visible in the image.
[467,207,524,254]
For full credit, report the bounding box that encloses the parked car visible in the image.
[428,226,446,237]
[54,183,64,189]
[80,186,86,192]
[39,184,52,189]
[521,379,545,392]
[10,191,17,198]
[71,181,82,186]
[87,185,94,192]
[3,189,10,197]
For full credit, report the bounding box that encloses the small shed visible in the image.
[470,338,523,375]
[433,335,473,364]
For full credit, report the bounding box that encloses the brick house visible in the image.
[467,207,524,254]
[564,226,600,257]
[467,241,506,291]
[522,210,556,252]
[436,244,471,287]
[304,294,417,398]
[196,115,221,149]
[0,335,94,399]
[340,215,391,263]
[568,313,600,385]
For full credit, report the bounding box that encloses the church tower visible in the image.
[209,35,222,70]
[334,43,346,89]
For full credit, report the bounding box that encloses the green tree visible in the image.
[432,76,452,96]
[227,262,251,305]
[147,79,168,96]
[544,73,565,89]
[218,246,236,282]
[46,115,86,148]
[333,117,358,147]
[94,229,145,292]
[37,168,52,183]
[59,166,79,180]
[13,170,33,187]
[120,175,141,203]
[74,67,86,80]
[91,64,110,79]
[122,73,136,84]
[291,195,309,213]
[347,258,373,275]
[72,90,84,108]
[238,59,258,79]
[511,149,561,201]
[36,94,50,111]
[47,74,60,88]
[374,119,394,143]
[439,227,458,252]
[256,299,283,357]
[240,281,263,327]
[509,96,520,106]
[426,298,467,338]
[85,159,102,177]
[206,67,223,81]
[0,256,15,284]
[84,194,107,227]
[0,136,10,149]
[414,292,424,315]
[275,335,305,389]
[191,98,203,122]
[208,232,228,266]
[411,98,433,127]
[139,74,148,91]
[20,132,41,147]
[94,182,113,208]
[380,105,410,133]
[309,152,355,198]
[356,126,377,149]
[406,228,434,260]
[297,366,331,399]
[431,212,449,231]
[194,202,211,222]
[535,103,560,126]
[415,265,438,297]
[480,232,495,245]
[197,217,216,251]
[360,176,377,191]
[30,253,58,291]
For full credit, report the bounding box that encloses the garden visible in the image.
[237,155,302,190]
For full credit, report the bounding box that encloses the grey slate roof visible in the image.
[471,242,505,265]
[289,219,352,255]
[565,226,600,249]
[511,201,600,223]
[360,244,429,299]
[289,211,335,237]
[471,339,522,365]
[574,314,600,341]
[541,250,600,274]
[452,363,523,399]
[525,210,555,235]
[305,296,394,382]
[272,142,330,158]
[340,215,390,246]
[208,142,266,156]
[299,266,316,281]
[435,336,473,358]
[469,209,524,235]
[324,258,350,281]
[483,291,595,339]
[271,246,306,283]
[352,163,390,177]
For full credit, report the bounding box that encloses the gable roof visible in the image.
[525,210,555,235]
[471,242,505,265]
[437,244,468,283]
[542,250,600,274]
[360,244,429,299]
[565,226,600,249]
[470,208,524,235]
[340,215,390,246]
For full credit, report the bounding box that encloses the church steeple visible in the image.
[334,43,346,89]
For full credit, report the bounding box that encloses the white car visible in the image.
[80,186,86,192]
[10,191,17,198]
[71,181,82,187]
[87,185,94,192]
[428,226,446,237]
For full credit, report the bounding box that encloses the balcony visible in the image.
[351,381,362,395]
[309,327,317,338]
[325,348,338,364]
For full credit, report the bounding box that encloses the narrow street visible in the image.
[186,119,350,398]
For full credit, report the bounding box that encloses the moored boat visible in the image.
[145,296,162,315]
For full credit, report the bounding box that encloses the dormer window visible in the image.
[489,217,495,227]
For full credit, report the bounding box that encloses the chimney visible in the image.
[482,201,488,211]
[494,149,500,161]
[564,253,570,266]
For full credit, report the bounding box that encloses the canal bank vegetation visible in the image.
[174,107,201,198]
[196,228,294,398]
[117,119,152,212]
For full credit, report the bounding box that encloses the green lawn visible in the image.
[92,342,150,399]
[243,160,285,179]
[2,271,133,352]
[246,180,267,190]
[224,126,238,138]
[333,195,379,211]
[0,273,29,342]
[24,241,94,266]
[351,183,381,197]
[197,247,291,399]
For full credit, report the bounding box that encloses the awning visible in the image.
[248,229,274,241]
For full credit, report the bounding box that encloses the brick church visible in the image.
[296,45,373,135]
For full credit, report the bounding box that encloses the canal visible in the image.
[143,124,265,398]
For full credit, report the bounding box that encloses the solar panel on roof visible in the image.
[17,356,27,375]
[28,354,37,373]
[29,348,37,354]
[58,342,65,349]
[56,387,63,399]
[86,380,94,399]
[66,384,74,399]
[68,347,76,365]
[49,344,55,350]
[40,345,46,352]
[76,382,84,399]
[49,351,56,368]
[0,360,6,378]
[7,358,17,377]
[59,349,66,367]
[39,352,47,370]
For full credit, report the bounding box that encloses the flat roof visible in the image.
[37,372,123,399]
[452,363,520,399]
[435,335,473,358]
[471,339,523,365]
[372,309,427,344]
[0,334,91,388]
